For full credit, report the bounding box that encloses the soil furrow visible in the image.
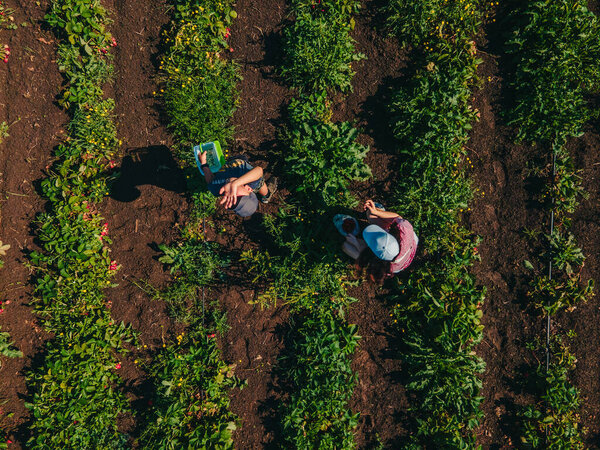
[0,0,65,440]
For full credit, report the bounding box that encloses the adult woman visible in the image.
[335,200,419,282]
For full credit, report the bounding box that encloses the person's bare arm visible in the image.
[219,166,264,209]
[198,150,214,183]
[364,199,400,219]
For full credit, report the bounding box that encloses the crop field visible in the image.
[0,0,599,448]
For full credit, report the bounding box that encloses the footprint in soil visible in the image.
[109,145,186,202]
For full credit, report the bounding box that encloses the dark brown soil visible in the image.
[1,0,599,448]
[0,0,66,439]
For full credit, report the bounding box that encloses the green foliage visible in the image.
[505,0,600,144]
[140,2,244,447]
[281,4,364,93]
[0,328,22,363]
[285,117,371,209]
[157,240,227,322]
[248,0,366,445]
[26,321,133,449]
[387,0,489,46]
[45,0,115,107]
[25,2,134,447]
[157,0,239,155]
[0,122,8,145]
[505,1,596,443]
[385,1,487,445]
[392,229,485,447]
[139,325,245,450]
[390,42,479,252]
[281,312,360,449]
[521,336,585,449]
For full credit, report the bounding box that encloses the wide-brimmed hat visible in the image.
[363,224,399,261]
[231,192,258,217]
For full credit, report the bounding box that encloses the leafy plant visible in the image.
[520,336,585,449]
[280,312,360,449]
[250,0,366,445]
[281,7,364,93]
[504,1,597,443]
[25,1,134,447]
[157,0,240,155]
[157,239,227,322]
[384,0,487,444]
[0,328,22,363]
[504,0,600,144]
[387,0,490,46]
[139,325,245,450]
[390,41,480,252]
[140,1,245,447]
[285,118,371,209]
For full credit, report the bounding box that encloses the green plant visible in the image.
[281,9,364,93]
[387,0,490,46]
[140,1,244,447]
[250,0,366,445]
[139,324,244,449]
[505,1,600,144]
[157,240,227,322]
[504,1,598,443]
[280,312,360,449]
[390,41,480,252]
[0,328,22,363]
[285,119,371,209]
[157,0,240,155]
[0,122,8,144]
[0,4,15,30]
[384,0,487,444]
[521,336,585,449]
[24,1,135,447]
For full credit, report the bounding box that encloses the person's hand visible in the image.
[198,149,207,165]
[364,199,377,215]
[219,181,238,209]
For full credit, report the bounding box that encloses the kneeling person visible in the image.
[198,151,277,217]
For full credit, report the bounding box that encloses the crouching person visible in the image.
[197,150,278,218]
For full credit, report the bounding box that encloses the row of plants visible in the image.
[503,1,600,447]
[137,1,244,448]
[384,0,491,446]
[23,1,134,447]
[243,0,369,447]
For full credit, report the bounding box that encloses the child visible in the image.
[197,150,277,217]
[335,200,418,281]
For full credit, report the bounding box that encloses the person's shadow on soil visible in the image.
[109,145,186,202]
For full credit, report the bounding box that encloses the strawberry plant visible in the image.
[0,327,21,363]
[24,1,135,447]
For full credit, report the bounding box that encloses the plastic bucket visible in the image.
[193,141,225,173]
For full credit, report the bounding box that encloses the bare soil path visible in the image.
[0,0,66,440]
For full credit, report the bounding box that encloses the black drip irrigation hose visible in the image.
[545,149,557,373]
[544,147,557,441]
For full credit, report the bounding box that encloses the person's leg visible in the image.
[257,182,268,196]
